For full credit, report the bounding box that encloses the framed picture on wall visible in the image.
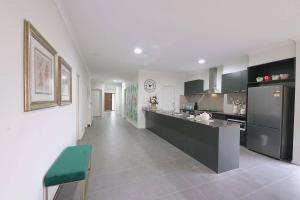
[23,20,58,111]
[58,56,72,105]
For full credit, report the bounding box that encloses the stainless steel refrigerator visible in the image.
[247,85,295,160]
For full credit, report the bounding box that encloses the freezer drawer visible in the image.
[247,124,281,159]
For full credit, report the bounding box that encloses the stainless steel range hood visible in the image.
[204,67,221,94]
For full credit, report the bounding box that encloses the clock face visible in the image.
[144,79,156,93]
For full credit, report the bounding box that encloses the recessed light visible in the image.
[134,47,143,54]
[113,80,123,83]
[198,59,206,64]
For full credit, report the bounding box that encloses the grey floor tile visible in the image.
[157,187,208,200]
[243,172,300,200]
[58,112,300,200]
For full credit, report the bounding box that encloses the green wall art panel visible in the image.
[125,84,138,123]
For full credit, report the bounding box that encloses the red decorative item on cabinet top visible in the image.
[264,76,272,81]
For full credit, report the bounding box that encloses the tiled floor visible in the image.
[58,112,300,200]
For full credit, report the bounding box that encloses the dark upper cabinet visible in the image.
[222,70,248,93]
[222,72,240,93]
[184,81,191,95]
[221,74,230,93]
[184,82,187,95]
[184,79,204,95]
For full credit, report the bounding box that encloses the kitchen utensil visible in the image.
[280,74,289,80]
[240,104,246,115]
[240,108,246,115]
[256,77,263,82]
[264,76,272,81]
[194,102,198,110]
[233,105,239,114]
[272,75,280,80]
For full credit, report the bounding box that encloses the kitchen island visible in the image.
[144,109,240,173]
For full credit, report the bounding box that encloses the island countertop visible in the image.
[143,108,238,128]
[144,108,240,173]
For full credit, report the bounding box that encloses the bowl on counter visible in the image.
[272,75,280,80]
[280,74,289,80]
[256,77,263,82]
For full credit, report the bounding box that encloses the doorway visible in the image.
[92,89,102,117]
[162,85,176,111]
[105,93,113,111]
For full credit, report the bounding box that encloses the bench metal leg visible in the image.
[81,162,91,200]
[44,186,48,200]
[89,158,92,171]
[81,180,87,200]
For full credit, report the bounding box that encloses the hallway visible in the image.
[59,112,300,200]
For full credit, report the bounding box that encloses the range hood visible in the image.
[204,67,221,94]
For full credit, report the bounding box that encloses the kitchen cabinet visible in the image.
[212,112,247,146]
[184,79,204,95]
[240,70,248,92]
[222,70,248,93]
[221,73,233,93]
[184,81,190,96]
[247,58,295,87]
[145,110,240,173]
[212,113,227,120]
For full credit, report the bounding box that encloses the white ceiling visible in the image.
[59,0,300,82]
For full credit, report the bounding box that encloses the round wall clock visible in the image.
[144,79,156,93]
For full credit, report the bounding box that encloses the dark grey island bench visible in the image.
[144,109,240,173]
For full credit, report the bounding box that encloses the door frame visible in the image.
[76,74,80,142]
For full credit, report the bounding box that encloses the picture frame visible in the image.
[58,56,72,105]
[24,20,58,111]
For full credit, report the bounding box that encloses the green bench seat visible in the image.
[44,144,92,200]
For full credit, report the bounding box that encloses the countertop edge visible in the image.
[143,108,240,128]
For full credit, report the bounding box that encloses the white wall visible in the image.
[137,70,185,128]
[0,1,91,200]
[91,81,105,116]
[248,41,296,66]
[92,89,102,117]
[223,55,249,74]
[116,86,122,114]
[293,41,300,165]
[121,82,126,118]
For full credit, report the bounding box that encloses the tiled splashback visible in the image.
[223,93,247,113]
[180,94,224,111]
[180,93,247,113]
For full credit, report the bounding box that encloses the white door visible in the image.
[162,86,175,111]
[92,90,102,117]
